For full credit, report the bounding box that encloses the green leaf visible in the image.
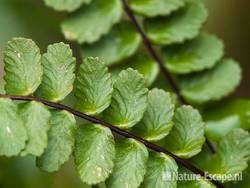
[163,33,224,74]
[178,180,215,188]
[75,124,115,184]
[178,168,216,188]
[0,78,5,94]
[74,57,113,115]
[205,128,250,181]
[103,68,148,129]
[165,105,205,158]
[4,37,42,95]
[81,21,141,66]
[228,164,250,188]
[180,59,242,103]
[44,0,92,12]
[132,89,174,141]
[106,139,148,188]
[36,42,76,102]
[189,144,212,168]
[0,98,27,157]
[129,0,186,17]
[19,101,51,156]
[150,74,173,93]
[203,99,250,142]
[141,152,178,188]
[205,115,241,143]
[61,0,122,44]
[144,1,207,45]
[111,53,159,86]
[37,110,76,172]
[204,99,250,130]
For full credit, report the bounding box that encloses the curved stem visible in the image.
[0,94,222,188]
[121,0,216,154]
[121,0,186,104]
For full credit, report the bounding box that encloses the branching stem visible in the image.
[0,94,223,188]
[121,0,216,154]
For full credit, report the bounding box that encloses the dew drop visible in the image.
[94,167,102,178]
[124,182,129,188]
[6,126,11,134]
[64,31,76,40]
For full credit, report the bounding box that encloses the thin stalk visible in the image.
[121,0,216,154]
[0,94,222,188]
[121,0,186,104]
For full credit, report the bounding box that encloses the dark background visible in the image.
[0,0,249,187]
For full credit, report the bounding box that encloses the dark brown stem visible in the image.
[0,94,222,188]
[206,139,216,153]
[121,0,216,154]
[122,0,186,104]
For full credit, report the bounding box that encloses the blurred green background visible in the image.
[0,0,249,187]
